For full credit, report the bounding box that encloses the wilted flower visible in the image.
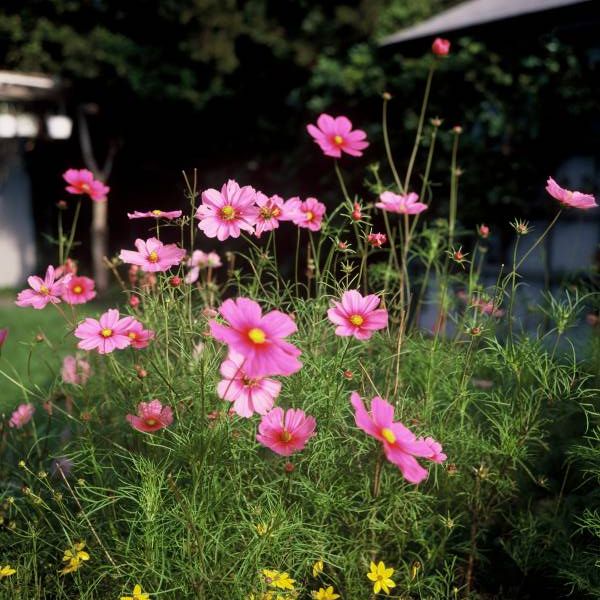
[312,560,324,577]
[306,114,369,158]
[367,232,387,247]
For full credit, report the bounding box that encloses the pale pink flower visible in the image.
[420,436,447,463]
[195,179,259,240]
[126,400,173,433]
[61,355,91,385]
[185,250,222,283]
[119,237,186,272]
[74,308,135,354]
[254,193,287,238]
[217,351,281,418]
[16,265,69,310]
[367,232,387,247]
[256,407,316,456]
[127,209,183,220]
[306,114,369,158]
[209,297,302,378]
[9,403,35,429]
[327,290,388,340]
[63,168,109,202]
[545,177,597,210]
[125,320,155,349]
[286,197,326,232]
[432,37,451,56]
[61,276,96,305]
[376,191,427,215]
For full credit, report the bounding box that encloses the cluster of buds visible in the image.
[351,202,362,222]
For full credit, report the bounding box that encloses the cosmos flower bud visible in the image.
[432,37,451,56]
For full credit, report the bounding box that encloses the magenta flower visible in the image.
[127,209,183,220]
[217,351,281,417]
[209,297,302,378]
[119,237,186,272]
[545,177,597,210]
[126,400,173,433]
[16,265,69,310]
[367,232,387,247]
[63,168,109,202]
[125,320,155,349]
[376,191,427,215]
[61,355,91,385]
[432,37,451,56]
[306,114,369,158]
[350,392,439,484]
[74,308,135,354]
[61,276,96,305]
[286,197,326,232]
[9,403,35,429]
[256,407,316,456]
[254,193,287,238]
[0,328,8,349]
[327,290,388,340]
[195,179,259,240]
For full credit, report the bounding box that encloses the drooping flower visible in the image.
[127,209,182,220]
[209,298,302,377]
[185,250,222,283]
[16,265,69,309]
[8,403,35,428]
[286,197,326,232]
[376,191,427,215]
[367,561,396,595]
[63,169,109,202]
[432,37,451,56]
[217,351,281,418]
[74,309,135,354]
[126,400,174,433]
[313,587,340,600]
[257,407,316,456]
[0,565,16,579]
[545,177,597,210]
[61,275,97,305]
[262,569,295,590]
[119,238,186,272]
[195,179,259,240]
[61,355,91,385]
[254,193,287,238]
[367,232,387,247]
[350,392,437,484]
[60,542,90,575]
[327,290,388,340]
[307,114,369,158]
[125,320,155,349]
[120,584,150,600]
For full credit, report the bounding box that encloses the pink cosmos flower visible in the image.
[127,209,183,220]
[9,403,35,429]
[327,290,388,340]
[61,355,91,385]
[125,320,155,349]
[119,238,186,272]
[217,351,281,418]
[254,193,287,238]
[63,168,110,202]
[458,292,504,318]
[126,400,173,433]
[432,37,451,56]
[376,191,427,215]
[195,179,259,240]
[16,265,69,310]
[350,392,438,484]
[61,276,96,305]
[209,297,302,378]
[367,232,387,247]
[306,114,369,158]
[185,250,222,283]
[545,177,597,210]
[256,407,316,456]
[420,436,447,463]
[286,197,326,232]
[74,308,135,354]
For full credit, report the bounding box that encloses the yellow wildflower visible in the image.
[312,586,340,599]
[367,561,395,595]
[255,522,268,536]
[121,583,150,600]
[262,568,295,590]
[0,565,16,579]
[312,559,324,577]
[60,541,90,575]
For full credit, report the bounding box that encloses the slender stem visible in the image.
[515,210,562,270]
[64,200,82,262]
[382,97,404,194]
[448,132,460,248]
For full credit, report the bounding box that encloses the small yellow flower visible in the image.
[312,586,340,599]
[60,541,90,575]
[120,583,150,600]
[255,522,268,536]
[262,569,295,590]
[367,561,396,595]
[0,565,16,579]
[312,559,324,577]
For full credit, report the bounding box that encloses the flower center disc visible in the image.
[148,251,159,263]
[333,135,344,145]
[100,328,113,338]
[73,285,83,294]
[221,205,236,220]
[39,285,49,295]
[128,332,137,340]
[381,428,396,444]
[349,314,364,326]
[305,210,314,221]
[248,327,266,344]
[145,418,157,426]
[280,430,292,442]
[151,209,162,216]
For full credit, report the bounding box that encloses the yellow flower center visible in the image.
[145,418,156,426]
[221,205,236,220]
[333,135,344,145]
[73,285,83,294]
[349,314,364,326]
[39,285,49,295]
[381,428,396,444]
[128,332,137,340]
[151,209,162,215]
[280,430,292,443]
[148,251,159,263]
[81,183,90,192]
[305,210,314,221]
[248,327,266,344]
[100,328,113,338]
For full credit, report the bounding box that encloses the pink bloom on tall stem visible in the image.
[367,232,387,247]
[545,177,597,210]
[256,407,316,456]
[125,320,155,349]
[16,265,69,310]
[217,351,281,418]
[286,197,326,232]
[126,400,173,433]
[432,37,451,56]
[195,179,259,240]
[61,276,96,305]
[61,355,91,385]
[9,403,35,429]
[127,209,183,219]
[209,298,302,377]
[119,238,186,272]
[307,114,369,158]
[254,193,287,238]
[327,290,388,340]
[376,191,427,215]
[63,168,110,202]
[350,392,439,484]
[74,309,134,354]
